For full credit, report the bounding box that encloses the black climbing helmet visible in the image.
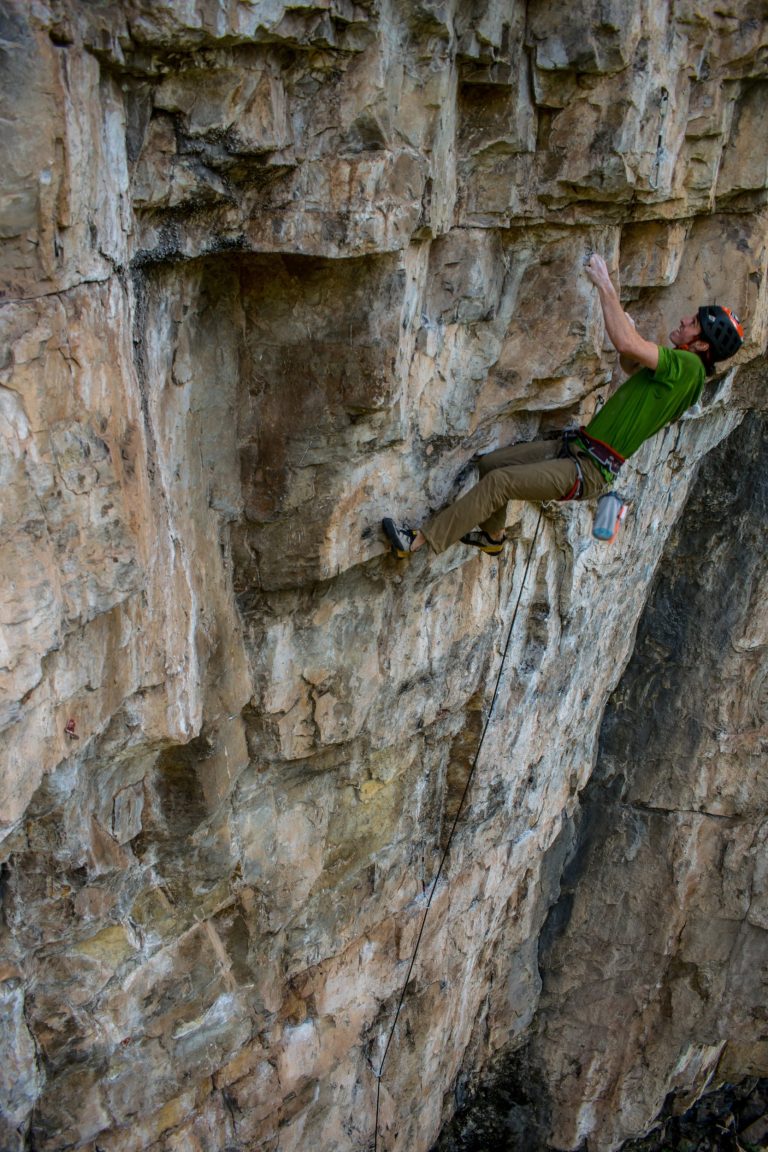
[697,305,744,362]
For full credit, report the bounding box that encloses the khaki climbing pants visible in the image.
[421,437,608,555]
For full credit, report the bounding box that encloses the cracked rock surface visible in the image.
[1,2,767,1151]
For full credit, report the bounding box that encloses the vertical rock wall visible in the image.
[533,401,768,1152]
[0,3,766,1151]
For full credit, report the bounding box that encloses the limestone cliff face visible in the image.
[0,3,766,1151]
[531,405,768,1151]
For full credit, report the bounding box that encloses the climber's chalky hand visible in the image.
[584,253,612,289]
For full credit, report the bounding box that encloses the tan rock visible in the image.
[0,4,766,1152]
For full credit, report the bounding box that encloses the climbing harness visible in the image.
[558,431,585,500]
[561,429,629,542]
[559,427,626,499]
[573,427,625,481]
[562,430,628,543]
[372,508,544,1152]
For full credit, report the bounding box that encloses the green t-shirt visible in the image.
[584,346,706,460]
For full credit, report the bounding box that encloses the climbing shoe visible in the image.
[460,529,505,555]
[382,518,417,558]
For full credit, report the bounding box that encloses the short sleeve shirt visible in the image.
[584,347,706,460]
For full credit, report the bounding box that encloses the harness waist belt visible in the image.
[574,427,625,479]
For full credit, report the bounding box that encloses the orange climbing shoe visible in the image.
[382,518,417,558]
[460,529,505,555]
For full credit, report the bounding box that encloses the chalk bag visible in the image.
[593,491,627,543]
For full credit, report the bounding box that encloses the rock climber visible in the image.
[382,253,744,558]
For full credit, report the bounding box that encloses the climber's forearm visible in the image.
[594,280,636,354]
[585,254,659,371]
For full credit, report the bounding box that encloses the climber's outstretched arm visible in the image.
[585,254,659,372]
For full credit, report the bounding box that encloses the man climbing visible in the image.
[382,253,744,558]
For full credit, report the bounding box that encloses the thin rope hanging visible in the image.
[372,507,544,1152]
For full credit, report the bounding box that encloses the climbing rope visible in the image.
[372,506,545,1151]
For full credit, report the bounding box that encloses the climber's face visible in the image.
[670,314,703,347]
